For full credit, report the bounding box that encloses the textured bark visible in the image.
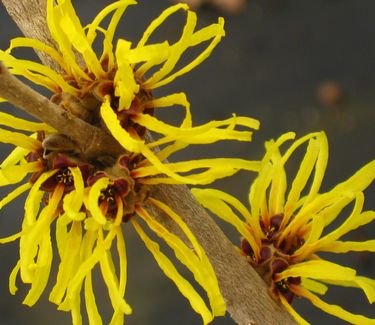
[0,1,296,324]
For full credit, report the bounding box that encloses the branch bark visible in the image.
[0,1,296,324]
[0,62,123,160]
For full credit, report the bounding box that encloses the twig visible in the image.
[0,1,296,324]
[0,62,123,160]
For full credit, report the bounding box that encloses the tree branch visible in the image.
[0,62,123,160]
[0,1,296,324]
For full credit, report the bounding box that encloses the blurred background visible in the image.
[0,0,374,324]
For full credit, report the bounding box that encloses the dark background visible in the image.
[0,0,374,324]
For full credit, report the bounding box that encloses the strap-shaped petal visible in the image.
[0,161,42,187]
[275,260,356,282]
[146,199,226,316]
[192,188,262,252]
[0,112,55,133]
[301,278,328,295]
[114,40,140,110]
[50,221,82,304]
[63,167,85,221]
[291,285,375,324]
[0,127,41,151]
[320,239,375,253]
[0,183,32,210]
[132,218,214,325]
[279,293,310,325]
[87,176,110,225]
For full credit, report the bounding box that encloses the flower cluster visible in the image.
[193,132,375,324]
[1,0,374,324]
[0,0,261,324]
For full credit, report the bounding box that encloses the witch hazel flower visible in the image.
[0,0,263,324]
[193,131,375,324]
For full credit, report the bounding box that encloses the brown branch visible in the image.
[0,62,123,160]
[0,1,296,324]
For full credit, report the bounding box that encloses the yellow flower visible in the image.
[193,131,375,324]
[0,0,260,184]
[0,118,227,324]
[0,1,264,323]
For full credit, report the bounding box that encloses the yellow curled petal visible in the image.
[100,99,144,153]
[7,37,69,73]
[114,39,140,110]
[137,4,189,47]
[149,17,225,89]
[9,260,21,295]
[0,182,31,210]
[23,231,53,306]
[0,128,41,151]
[1,144,30,169]
[87,177,110,225]
[0,161,42,187]
[192,188,261,257]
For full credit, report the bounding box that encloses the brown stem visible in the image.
[0,62,123,160]
[0,1,296,324]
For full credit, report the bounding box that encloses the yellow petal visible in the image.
[301,278,328,295]
[87,176,110,225]
[114,40,140,110]
[135,157,260,185]
[21,185,63,285]
[49,221,82,305]
[23,231,53,306]
[331,160,375,194]
[283,136,321,216]
[87,0,136,70]
[0,232,22,244]
[84,271,103,325]
[292,286,375,324]
[63,167,85,221]
[46,0,89,81]
[1,144,30,169]
[0,112,56,133]
[276,260,356,282]
[7,37,69,73]
[0,182,31,210]
[132,219,213,325]
[9,260,21,295]
[137,4,189,48]
[146,199,226,316]
[0,161,42,186]
[100,250,132,315]
[56,0,104,78]
[191,188,261,255]
[320,239,375,253]
[134,113,259,145]
[24,170,58,226]
[0,127,41,151]
[279,293,310,325]
[100,99,144,153]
